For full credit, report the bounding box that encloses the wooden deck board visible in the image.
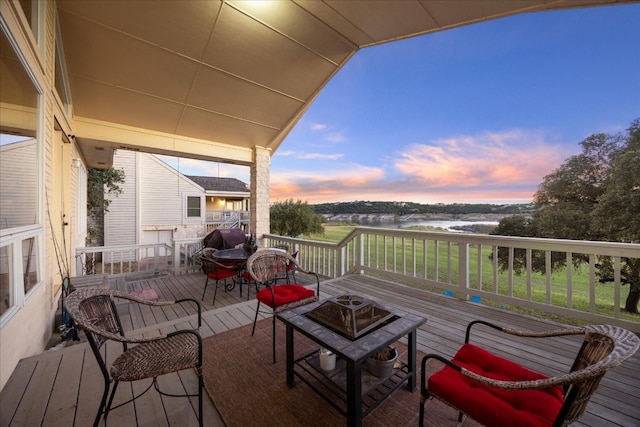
[74,346,104,427]
[42,346,84,427]
[1,271,638,427]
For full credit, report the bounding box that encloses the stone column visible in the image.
[250,146,271,246]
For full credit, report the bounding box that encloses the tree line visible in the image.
[312,201,533,216]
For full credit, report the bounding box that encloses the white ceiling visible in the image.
[56,0,635,168]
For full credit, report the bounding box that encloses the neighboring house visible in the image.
[104,150,249,253]
[186,175,251,229]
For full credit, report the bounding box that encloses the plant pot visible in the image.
[319,347,336,371]
[366,346,397,378]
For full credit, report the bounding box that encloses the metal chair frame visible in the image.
[201,247,240,305]
[65,289,203,427]
[419,320,640,427]
[246,249,320,363]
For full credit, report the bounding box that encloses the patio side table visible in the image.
[278,297,426,427]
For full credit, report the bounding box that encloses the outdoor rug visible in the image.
[202,318,479,427]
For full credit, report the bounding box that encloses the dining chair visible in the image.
[419,320,639,427]
[65,289,203,427]
[246,249,320,363]
[201,247,239,305]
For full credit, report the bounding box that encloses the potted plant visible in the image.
[366,345,398,378]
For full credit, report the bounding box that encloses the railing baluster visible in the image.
[566,252,573,309]
[508,247,514,297]
[526,248,532,300]
[545,250,552,305]
[589,254,597,313]
[614,256,621,318]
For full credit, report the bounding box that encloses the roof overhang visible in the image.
[55,0,636,168]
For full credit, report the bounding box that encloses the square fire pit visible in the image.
[305,294,397,340]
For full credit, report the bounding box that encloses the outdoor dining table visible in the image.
[210,246,286,262]
[210,248,251,293]
[210,247,252,262]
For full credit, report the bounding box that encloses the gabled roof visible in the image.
[186,176,249,195]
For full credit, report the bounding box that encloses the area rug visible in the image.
[202,318,479,427]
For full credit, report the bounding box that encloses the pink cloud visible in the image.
[394,130,570,188]
[269,129,574,204]
[270,165,386,202]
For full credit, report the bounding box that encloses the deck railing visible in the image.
[266,227,640,333]
[204,210,250,234]
[75,238,204,277]
[75,228,639,332]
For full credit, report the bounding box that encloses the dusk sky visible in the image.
[160,3,640,205]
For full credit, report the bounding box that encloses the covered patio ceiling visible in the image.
[56,0,633,169]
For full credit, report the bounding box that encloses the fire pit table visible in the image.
[277,294,426,427]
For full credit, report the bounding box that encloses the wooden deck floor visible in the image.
[1,272,638,427]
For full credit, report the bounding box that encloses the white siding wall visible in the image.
[140,153,185,225]
[105,151,206,252]
[104,151,138,247]
[0,140,38,230]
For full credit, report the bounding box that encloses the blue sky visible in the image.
[161,3,640,205]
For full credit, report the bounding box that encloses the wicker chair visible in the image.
[65,289,203,427]
[246,249,320,363]
[419,320,640,427]
[201,247,239,305]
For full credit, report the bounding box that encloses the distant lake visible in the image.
[366,220,499,232]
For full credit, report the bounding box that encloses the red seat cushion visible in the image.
[256,284,315,308]
[428,343,565,427]
[207,269,236,281]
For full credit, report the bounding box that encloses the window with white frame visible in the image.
[186,196,201,218]
[0,26,42,325]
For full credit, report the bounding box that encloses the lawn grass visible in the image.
[307,225,638,325]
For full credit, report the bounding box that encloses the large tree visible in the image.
[270,199,324,237]
[590,119,640,311]
[492,118,640,313]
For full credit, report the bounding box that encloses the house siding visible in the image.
[104,151,206,256]
[0,140,38,229]
[139,153,192,225]
[104,151,138,248]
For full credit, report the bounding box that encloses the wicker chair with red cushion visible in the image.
[246,249,320,363]
[420,320,639,427]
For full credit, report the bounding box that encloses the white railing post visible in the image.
[173,239,181,275]
[338,246,346,276]
[357,232,365,274]
[76,253,84,276]
[458,242,470,299]
[154,245,160,274]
